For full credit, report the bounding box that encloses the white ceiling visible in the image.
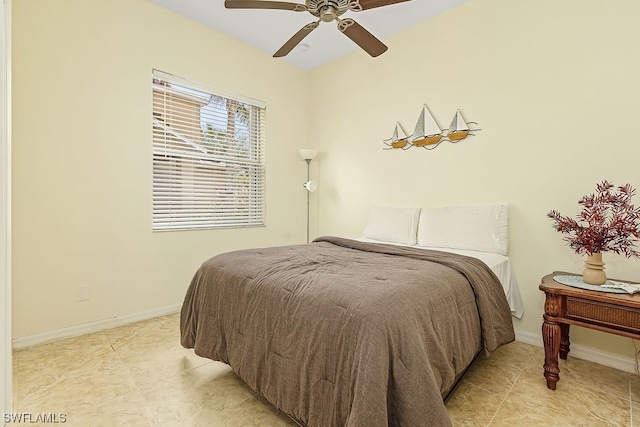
[149,0,468,70]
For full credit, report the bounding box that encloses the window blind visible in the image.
[152,70,266,231]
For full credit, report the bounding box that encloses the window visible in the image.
[152,70,266,231]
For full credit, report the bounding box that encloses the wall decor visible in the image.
[386,122,410,149]
[383,105,480,150]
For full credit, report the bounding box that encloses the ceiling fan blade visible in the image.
[349,0,411,11]
[273,22,320,58]
[337,19,388,57]
[224,0,307,12]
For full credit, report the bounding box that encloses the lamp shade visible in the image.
[303,180,317,192]
[299,149,318,161]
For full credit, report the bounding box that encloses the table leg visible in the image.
[559,323,570,360]
[542,318,561,390]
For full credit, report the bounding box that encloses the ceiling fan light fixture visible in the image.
[319,5,337,22]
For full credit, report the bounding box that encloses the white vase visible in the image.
[583,253,606,285]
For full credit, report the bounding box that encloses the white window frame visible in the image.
[152,70,266,231]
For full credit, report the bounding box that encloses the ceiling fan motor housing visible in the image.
[307,0,350,21]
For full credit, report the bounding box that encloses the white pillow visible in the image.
[361,206,421,245]
[417,203,509,255]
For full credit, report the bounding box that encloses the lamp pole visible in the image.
[305,158,311,244]
[299,149,317,244]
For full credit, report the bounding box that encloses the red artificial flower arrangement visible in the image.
[547,180,640,257]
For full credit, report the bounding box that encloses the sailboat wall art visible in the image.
[383,105,480,150]
[447,110,470,141]
[383,122,411,150]
[411,105,442,147]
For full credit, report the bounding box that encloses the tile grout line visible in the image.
[104,330,156,427]
[485,351,535,427]
[485,371,521,426]
[631,375,634,427]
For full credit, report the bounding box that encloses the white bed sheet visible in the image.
[358,238,524,318]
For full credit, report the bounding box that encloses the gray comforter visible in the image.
[180,236,515,426]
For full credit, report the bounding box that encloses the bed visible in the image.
[180,204,518,427]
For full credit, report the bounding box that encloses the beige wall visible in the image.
[308,0,640,360]
[11,0,310,338]
[12,0,640,362]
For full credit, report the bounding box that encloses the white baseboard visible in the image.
[516,330,637,374]
[11,304,181,349]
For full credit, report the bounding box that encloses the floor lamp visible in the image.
[299,149,317,243]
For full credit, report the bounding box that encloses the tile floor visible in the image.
[11,313,639,426]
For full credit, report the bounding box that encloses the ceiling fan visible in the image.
[224,0,411,58]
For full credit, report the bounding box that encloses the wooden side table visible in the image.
[539,272,640,390]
